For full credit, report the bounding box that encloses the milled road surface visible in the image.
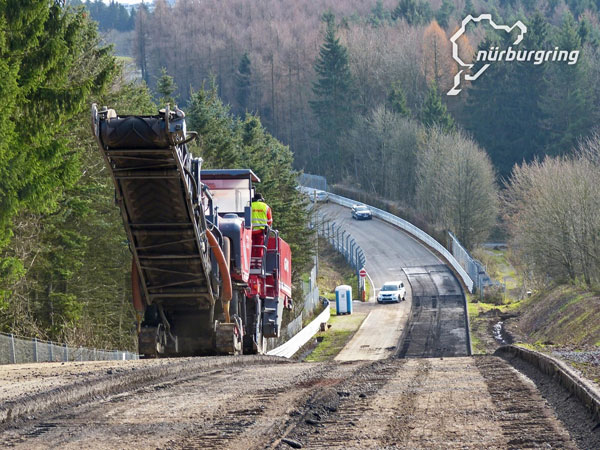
[0,356,582,449]
[399,265,469,357]
[318,202,469,359]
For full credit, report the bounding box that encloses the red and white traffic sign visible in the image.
[359,268,367,278]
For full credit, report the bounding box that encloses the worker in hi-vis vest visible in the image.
[251,192,272,230]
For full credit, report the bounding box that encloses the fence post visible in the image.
[9,334,16,364]
[33,337,38,363]
[49,341,54,362]
[63,344,69,362]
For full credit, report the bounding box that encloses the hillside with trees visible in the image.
[104,0,599,248]
[3,0,600,349]
[0,1,312,349]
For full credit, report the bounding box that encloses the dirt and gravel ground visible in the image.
[1,355,593,449]
[335,299,410,361]
[1,203,597,448]
[0,359,174,405]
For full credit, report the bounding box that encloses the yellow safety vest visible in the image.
[252,201,269,229]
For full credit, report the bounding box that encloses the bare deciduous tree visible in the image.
[505,133,600,286]
[416,127,497,249]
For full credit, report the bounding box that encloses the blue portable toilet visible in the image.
[335,285,353,315]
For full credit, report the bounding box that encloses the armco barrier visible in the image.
[326,192,474,293]
[496,345,600,421]
[267,300,330,358]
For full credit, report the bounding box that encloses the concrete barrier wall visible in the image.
[496,345,600,421]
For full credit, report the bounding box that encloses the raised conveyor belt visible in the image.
[92,105,218,355]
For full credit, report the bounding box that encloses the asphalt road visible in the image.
[318,202,469,359]
[317,203,440,288]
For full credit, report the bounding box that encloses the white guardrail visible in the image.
[325,192,474,293]
[267,300,330,358]
[268,186,474,358]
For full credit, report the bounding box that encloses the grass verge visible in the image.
[317,237,369,301]
[303,309,367,362]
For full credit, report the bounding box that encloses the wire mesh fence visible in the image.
[298,173,327,191]
[0,332,139,365]
[448,231,499,297]
[311,214,366,289]
[302,264,321,314]
[265,262,322,352]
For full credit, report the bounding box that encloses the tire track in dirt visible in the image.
[0,361,365,450]
[164,363,365,450]
[475,356,576,449]
[0,355,287,430]
[382,359,431,446]
[271,360,408,449]
[0,356,585,449]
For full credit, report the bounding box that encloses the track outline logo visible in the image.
[448,14,527,95]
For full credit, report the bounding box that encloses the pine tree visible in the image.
[463,0,475,16]
[387,81,410,117]
[156,67,178,107]
[0,2,117,340]
[310,14,354,179]
[368,0,391,28]
[134,3,150,84]
[391,0,433,25]
[435,0,455,28]
[235,53,252,114]
[0,2,115,253]
[187,84,241,169]
[422,21,455,93]
[461,18,549,178]
[421,83,455,132]
[186,84,314,298]
[539,13,593,157]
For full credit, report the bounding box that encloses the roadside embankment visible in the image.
[504,285,600,385]
[507,285,600,348]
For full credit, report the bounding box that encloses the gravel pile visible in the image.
[551,349,600,366]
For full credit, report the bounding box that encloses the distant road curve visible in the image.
[318,203,468,359]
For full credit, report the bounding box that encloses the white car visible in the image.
[311,189,329,203]
[377,281,406,303]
